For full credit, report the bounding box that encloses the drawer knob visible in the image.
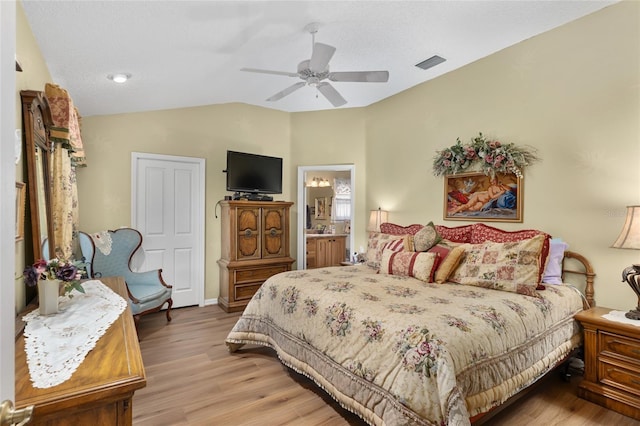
[270,228,277,237]
[244,229,253,237]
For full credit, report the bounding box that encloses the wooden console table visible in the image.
[15,276,146,425]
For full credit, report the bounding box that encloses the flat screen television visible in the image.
[225,150,283,197]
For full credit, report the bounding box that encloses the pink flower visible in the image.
[33,259,47,274]
[464,147,476,159]
[417,341,432,355]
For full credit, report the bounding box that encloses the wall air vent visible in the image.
[415,55,446,70]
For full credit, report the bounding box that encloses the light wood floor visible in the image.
[133,305,639,426]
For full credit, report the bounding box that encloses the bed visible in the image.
[226,223,595,425]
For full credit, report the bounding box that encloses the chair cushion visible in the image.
[128,282,171,304]
[129,290,171,315]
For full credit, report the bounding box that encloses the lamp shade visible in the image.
[612,206,640,250]
[367,208,389,232]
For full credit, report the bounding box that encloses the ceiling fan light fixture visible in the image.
[415,55,446,70]
[108,73,131,83]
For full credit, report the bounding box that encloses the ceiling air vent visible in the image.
[415,55,446,70]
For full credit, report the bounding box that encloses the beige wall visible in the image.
[16,1,640,311]
[14,2,52,311]
[365,1,640,309]
[77,103,291,299]
[290,108,368,253]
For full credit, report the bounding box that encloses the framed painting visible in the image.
[315,197,327,219]
[444,172,522,222]
[16,181,26,241]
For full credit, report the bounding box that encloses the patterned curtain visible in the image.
[44,83,86,260]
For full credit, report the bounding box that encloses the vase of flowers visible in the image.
[23,258,87,315]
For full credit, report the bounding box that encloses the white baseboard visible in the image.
[204,298,218,306]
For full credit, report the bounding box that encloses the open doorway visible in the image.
[297,165,355,270]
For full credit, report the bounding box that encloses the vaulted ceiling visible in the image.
[21,1,617,117]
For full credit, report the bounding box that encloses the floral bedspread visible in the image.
[226,265,584,426]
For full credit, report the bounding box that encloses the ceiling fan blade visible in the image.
[266,82,306,102]
[241,67,299,78]
[309,42,336,73]
[317,82,346,107]
[329,71,389,82]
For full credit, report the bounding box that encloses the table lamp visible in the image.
[367,207,388,232]
[611,205,640,320]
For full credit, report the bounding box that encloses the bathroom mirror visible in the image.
[21,90,55,261]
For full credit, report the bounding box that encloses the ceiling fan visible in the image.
[241,23,389,107]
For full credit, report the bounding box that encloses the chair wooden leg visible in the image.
[165,298,173,322]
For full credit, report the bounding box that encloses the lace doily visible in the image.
[22,280,128,388]
[91,231,112,255]
[603,310,640,327]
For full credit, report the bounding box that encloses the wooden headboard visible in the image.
[562,250,596,309]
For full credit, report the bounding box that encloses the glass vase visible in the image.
[38,279,61,315]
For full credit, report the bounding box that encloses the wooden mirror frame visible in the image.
[21,90,55,261]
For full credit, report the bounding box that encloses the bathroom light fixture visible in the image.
[107,73,131,83]
[306,177,331,188]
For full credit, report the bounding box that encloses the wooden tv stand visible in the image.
[218,200,295,312]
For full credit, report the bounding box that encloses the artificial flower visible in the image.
[433,132,540,178]
[23,258,88,297]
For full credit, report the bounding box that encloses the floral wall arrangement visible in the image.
[432,133,540,178]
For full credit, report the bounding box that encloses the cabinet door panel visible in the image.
[316,238,330,267]
[236,208,260,260]
[263,207,286,258]
[306,239,317,269]
[331,237,346,266]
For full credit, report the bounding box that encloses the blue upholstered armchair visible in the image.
[79,228,173,324]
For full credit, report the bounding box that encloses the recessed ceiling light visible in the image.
[107,73,131,83]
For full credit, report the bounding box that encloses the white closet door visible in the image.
[132,152,205,308]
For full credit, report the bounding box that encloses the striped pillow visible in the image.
[379,248,439,283]
[365,232,407,269]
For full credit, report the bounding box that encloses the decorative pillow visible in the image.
[469,223,551,285]
[469,223,547,244]
[543,238,569,284]
[403,235,416,252]
[433,245,467,283]
[410,222,442,252]
[379,248,439,283]
[449,234,546,297]
[379,222,424,236]
[384,238,406,253]
[365,232,406,269]
[434,224,473,243]
[427,240,463,264]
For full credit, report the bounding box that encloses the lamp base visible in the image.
[625,308,640,321]
[621,265,640,321]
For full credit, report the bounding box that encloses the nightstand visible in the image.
[574,307,640,420]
